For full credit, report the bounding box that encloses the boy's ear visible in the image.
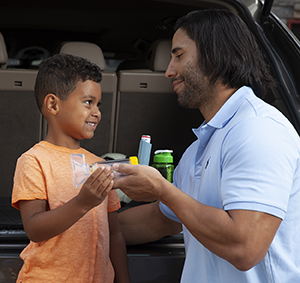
[44,94,59,115]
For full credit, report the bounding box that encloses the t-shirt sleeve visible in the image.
[222,118,298,219]
[107,190,121,213]
[12,153,47,210]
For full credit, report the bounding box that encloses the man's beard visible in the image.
[175,61,215,110]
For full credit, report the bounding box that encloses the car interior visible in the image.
[2,0,300,282]
[0,0,206,230]
[0,0,299,234]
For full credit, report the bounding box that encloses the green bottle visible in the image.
[152,150,174,183]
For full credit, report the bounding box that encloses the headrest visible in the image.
[59,41,106,71]
[0,33,8,69]
[146,39,172,72]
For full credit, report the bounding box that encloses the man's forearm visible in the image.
[159,183,281,271]
[118,201,182,245]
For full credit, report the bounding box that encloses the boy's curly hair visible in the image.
[34,53,102,111]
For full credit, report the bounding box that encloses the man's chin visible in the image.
[177,99,190,109]
[177,97,199,110]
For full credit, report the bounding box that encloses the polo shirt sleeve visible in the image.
[159,169,181,223]
[221,117,298,219]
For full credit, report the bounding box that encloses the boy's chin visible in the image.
[82,135,94,140]
[78,133,95,141]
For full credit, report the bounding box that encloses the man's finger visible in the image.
[112,163,135,175]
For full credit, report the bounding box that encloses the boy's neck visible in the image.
[44,134,81,150]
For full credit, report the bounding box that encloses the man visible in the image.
[113,9,300,282]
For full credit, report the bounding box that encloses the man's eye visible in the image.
[176,54,183,60]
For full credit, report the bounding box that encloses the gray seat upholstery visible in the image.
[115,39,203,164]
[145,39,172,72]
[60,41,106,71]
[0,33,8,69]
[0,33,41,227]
[117,38,172,72]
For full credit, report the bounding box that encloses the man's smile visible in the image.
[172,77,184,91]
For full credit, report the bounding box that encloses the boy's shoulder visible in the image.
[20,142,104,165]
[21,141,48,158]
[80,147,104,163]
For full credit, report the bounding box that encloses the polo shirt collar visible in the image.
[208,86,254,129]
[193,86,254,139]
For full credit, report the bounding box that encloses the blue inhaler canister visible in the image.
[138,135,152,165]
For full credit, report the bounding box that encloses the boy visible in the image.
[12,54,130,283]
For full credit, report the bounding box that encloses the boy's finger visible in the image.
[90,165,112,181]
[91,168,114,188]
[97,172,114,191]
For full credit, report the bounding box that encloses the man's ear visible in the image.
[44,94,59,115]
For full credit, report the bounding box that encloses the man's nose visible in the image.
[165,60,176,79]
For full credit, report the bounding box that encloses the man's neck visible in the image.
[200,84,237,122]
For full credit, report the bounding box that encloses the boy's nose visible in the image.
[92,107,101,119]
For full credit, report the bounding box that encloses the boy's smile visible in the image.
[45,80,102,149]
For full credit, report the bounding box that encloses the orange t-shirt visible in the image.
[12,141,120,283]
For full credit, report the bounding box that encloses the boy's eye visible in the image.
[85,100,92,105]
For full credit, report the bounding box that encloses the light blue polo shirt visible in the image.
[160,86,300,282]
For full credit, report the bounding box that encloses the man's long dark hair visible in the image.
[175,9,275,98]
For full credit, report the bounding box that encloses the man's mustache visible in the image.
[172,76,183,83]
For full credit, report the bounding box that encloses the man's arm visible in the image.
[161,184,281,271]
[113,164,281,271]
[118,201,182,245]
[19,166,114,243]
[109,211,131,283]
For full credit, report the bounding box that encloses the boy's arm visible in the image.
[19,166,114,243]
[109,211,131,283]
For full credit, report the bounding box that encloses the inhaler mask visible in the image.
[70,154,138,188]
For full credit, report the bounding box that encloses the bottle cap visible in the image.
[129,156,139,165]
[141,135,151,143]
[153,150,173,163]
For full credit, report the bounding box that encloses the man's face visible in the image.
[165,28,214,110]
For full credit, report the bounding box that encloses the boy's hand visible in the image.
[75,165,114,212]
[18,166,114,243]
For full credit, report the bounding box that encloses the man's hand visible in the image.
[112,163,168,202]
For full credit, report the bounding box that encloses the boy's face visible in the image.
[55,80,102,148]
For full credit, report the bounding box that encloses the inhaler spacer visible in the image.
[70,154,138,188]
